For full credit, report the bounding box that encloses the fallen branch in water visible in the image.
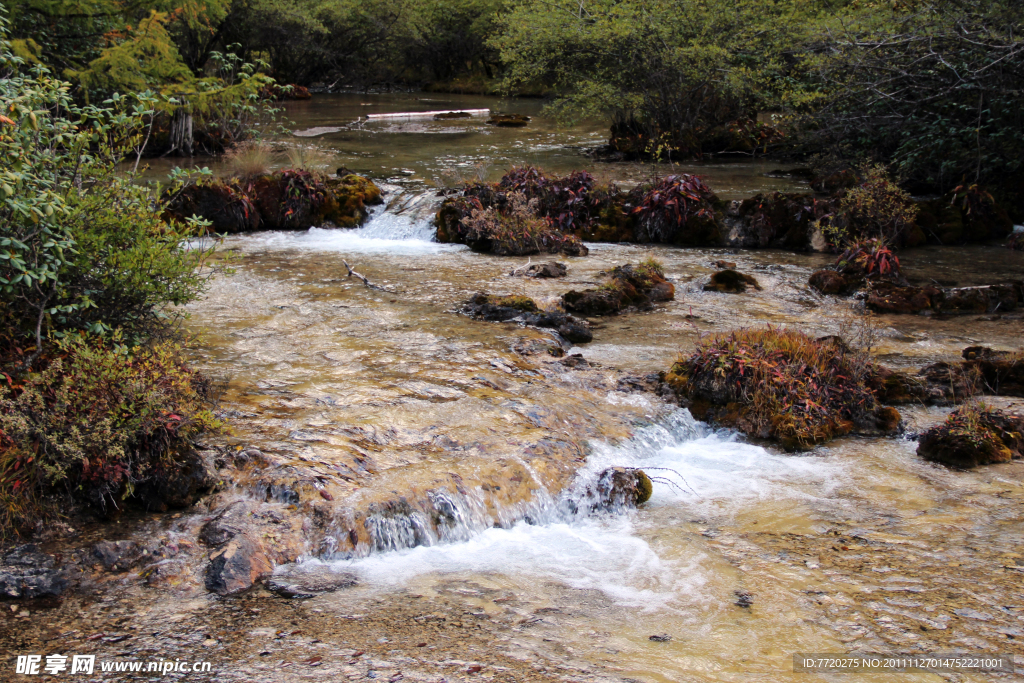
[343,260,373,287]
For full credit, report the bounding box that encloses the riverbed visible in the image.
[5,93,1023,682]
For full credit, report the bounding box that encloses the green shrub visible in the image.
[0,338,221,536]
[818,165,919,248]
[1,17,213,356]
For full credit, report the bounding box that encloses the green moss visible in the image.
[634,470,653,505]
[322,174,384,228]
[488,295,539,312]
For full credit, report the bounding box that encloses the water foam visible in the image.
[240,209,460,255]
[311,409,844,609]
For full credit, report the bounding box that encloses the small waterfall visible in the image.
[273,407,852,610]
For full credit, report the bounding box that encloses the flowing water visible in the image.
[45,93,1024,681]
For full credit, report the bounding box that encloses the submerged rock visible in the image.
[486,114,530,127]
[267,564,357,599]
[0,545,68,599]
[463,293,593,344]
[918,406,1024,468]
[511,262,567,278]
[562,261,674,316]
[92,540,144,573]
[704,269,762,293]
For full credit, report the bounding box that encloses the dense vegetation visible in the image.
[0,13,219,537]
[6,0,1020,196]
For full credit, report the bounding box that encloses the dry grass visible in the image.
[225,140,275,178]
[284,144,332,172]
[673,326,880,449]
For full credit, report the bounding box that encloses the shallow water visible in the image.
[174,186,1024,680]
[143,92,811,200]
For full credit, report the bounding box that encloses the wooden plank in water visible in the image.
[365,109,490,119]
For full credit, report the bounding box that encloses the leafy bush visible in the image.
[498,167,600,234]
[494,0,805,153]
[631,175,719,245]
[805,0,1024,193]
[818,165,920,248]
[0,17,221,537]
[835,238,901,280]
[461,192,588,256]
[0,338,221,536]
[1,20,213,357]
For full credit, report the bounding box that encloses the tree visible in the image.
[493,0,814,145]
[804,0,1024,192]
[0,10,213,360]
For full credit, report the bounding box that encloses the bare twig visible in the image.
[342,260,372,287]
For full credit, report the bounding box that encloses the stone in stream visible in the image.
[808,269,862,296]
[0,544,68,599]
[200,500,306,595]
[266,564,358,599]
[562,262,675,316]
[594,467,653,509]
[511,261,567,278]
[92,540,144,572]
[463,293,593,344]
[703,269,762,293]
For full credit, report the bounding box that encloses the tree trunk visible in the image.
[167,107,194,157]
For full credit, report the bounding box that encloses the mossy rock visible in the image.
[488,295,538,313]
[808,269,862,296]
[918,407,1023,468]
[562,261,673,315]
[321,174,384,228]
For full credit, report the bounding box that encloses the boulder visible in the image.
[0,545,67,599]
[808,270,862,296]
[200,501,305,595]
[593,467,653,509]
[704,269,762,293]
[918,406,1024,468]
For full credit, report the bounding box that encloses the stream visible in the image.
[6,93,1023,682]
